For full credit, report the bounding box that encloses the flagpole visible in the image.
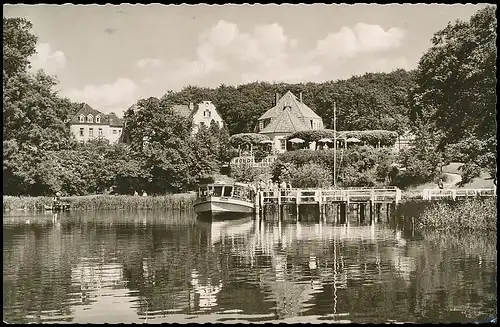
[333,101,337,187]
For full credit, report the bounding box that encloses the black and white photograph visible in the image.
[3,3,497,324]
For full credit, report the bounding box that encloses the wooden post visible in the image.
[386,203,390,222]
[318,190,323,216]
[278,188,282,207]
[369,201,373,222]
[339,203,346,224]
[376,203,381,221]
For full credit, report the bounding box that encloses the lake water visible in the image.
[3,206,497,324]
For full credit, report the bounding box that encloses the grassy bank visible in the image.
[3,193,197,212]
[415,198,497,233]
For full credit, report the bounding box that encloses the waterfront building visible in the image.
[172,100,225,134]
[256,91,324,153]
[70,103,124,144]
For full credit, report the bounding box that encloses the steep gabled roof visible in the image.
[71,103,108,125]
[258,91,321,121]
[75,103,103,117]
[259,107,309,134]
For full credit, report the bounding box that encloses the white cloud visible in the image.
[139,21,408,91]
[136,58,164,69]
[30,43,67,74]
[64,78,140,115]
[164,20,314,83]
[314,23,405,61]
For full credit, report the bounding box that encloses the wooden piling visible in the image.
[369,201,374,222]
[339,203,346,224]
[360,203,365,223]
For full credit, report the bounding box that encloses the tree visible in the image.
[409,6,496,182]
[3,17,77,195]
[3,17,38,78]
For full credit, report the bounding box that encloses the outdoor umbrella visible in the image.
[259,140,274,144]
[288,138,305,143]
[318,138,333,143]
[346,137,361,143]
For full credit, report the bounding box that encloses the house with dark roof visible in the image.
[256,91,324,153]
[70,103,124,143]
[171,100,225,134]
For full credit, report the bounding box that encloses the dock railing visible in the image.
[259,187,402,206]
[422,188,497,201]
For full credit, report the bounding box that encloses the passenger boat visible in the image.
[193,182,256,218]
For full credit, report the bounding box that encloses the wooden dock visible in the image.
[256,187,401,223]
[422,188,497,201]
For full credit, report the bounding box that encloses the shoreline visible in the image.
[3,193,197,212]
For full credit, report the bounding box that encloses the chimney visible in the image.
[275,93,280,106]
[299,92,303,103]
[189,102,194,111]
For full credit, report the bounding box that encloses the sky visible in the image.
[4,4,490,116]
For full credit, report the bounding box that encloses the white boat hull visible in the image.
[194,197,255,215]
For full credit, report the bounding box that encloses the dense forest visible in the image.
[3,6,496,196]
[151,69,417,136]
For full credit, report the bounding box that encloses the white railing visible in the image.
[422,188,497,200]
[258,187,401,205]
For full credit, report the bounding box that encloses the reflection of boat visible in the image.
[196,216,255,244]
[44,203,70,211]
[193,182,256,218]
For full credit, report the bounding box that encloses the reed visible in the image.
[416,198,497,233]
[3,193,197,212]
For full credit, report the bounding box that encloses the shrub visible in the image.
[229,165,272,183]
[416,198,497,233]
[271,160,295,183]
[289,163,333,188]
[276,147,397,187]
[229,133,270,148]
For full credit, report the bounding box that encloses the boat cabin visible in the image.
[197,183,255,202]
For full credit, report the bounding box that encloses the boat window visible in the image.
[241,189,249,200]
[199,187,209,197]
[223,186,233,197]
[213,186,223,197]
[233,186,243,199]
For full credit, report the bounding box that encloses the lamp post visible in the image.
[333,101,337,187]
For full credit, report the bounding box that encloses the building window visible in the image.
[98,128,103,136]
[89,128,94,137]
[310,120,313,128]
[259,121,264,130]
[79,115,85,123]
[113,129,117,134]
[280,139,286,150]
[79,128,84,137]
[87,115,93,123]
[96,115,101,123]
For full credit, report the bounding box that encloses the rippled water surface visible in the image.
[3,208,497,323]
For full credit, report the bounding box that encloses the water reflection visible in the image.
[3,207,497,324]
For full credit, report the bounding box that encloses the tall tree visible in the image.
[409,6,497,181]
[3,17,76,195]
